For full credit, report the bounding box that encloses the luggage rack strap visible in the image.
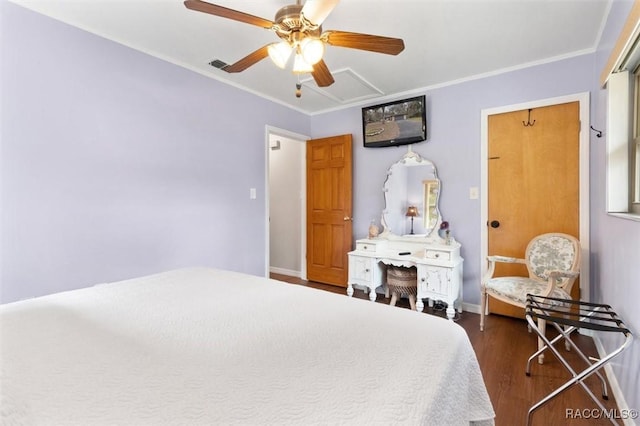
[525,294,630,334]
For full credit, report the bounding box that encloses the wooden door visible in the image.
[488,102,580,318]
[306,134,353,286]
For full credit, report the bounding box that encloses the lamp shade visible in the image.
[405,206,419,217]
[267,41,293,69]
[293,53,314,74]
[300,37,324,65]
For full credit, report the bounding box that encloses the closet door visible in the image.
[487,102,580,318]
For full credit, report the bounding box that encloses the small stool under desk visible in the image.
[524,294,633,426]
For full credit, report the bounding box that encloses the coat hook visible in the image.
[523,109,535,127]
[590,125,603,138]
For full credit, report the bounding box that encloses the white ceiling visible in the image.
[8,0,611,115]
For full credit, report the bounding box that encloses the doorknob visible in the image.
[489,220,500,228]
[343,217,353,221]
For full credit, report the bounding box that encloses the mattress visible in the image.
[0,267,494,425]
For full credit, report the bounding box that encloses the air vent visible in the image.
[209,59,229,70]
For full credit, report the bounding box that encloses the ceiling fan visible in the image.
[183,0,405,92]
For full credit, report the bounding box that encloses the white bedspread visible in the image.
[1,267,494,425]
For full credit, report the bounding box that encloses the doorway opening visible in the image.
[265,126,309,280]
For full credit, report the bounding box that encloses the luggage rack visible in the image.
[524,294,633,426]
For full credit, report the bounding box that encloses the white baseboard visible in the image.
[269,267,301,278]
[462,302,482,314]
[591,332,636,426]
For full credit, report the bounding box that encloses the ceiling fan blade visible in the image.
[224,45,270,73]
[184,0,274,29]
[311,60,335,87]
[324,31,405,55]
[301,0,339,26]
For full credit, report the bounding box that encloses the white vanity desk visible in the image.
[348,235,463,320]
[347,148,463,320]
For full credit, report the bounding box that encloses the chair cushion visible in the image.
[485,277,570,305]
[528,235,576,281]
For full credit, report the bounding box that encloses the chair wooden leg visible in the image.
[409,295,416,311]
[564,325,572,351]
[390,292,398,306]
[480,290,486,331]
[537,317,546,364]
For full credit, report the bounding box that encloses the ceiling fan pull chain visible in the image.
[296,75,302,98]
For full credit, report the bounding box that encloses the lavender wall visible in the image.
[591,0,640,412]
[0,2,308,302]
[311,54,595,307]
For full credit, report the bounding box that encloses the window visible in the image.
[603,1,640,218]
[606,70,640,216]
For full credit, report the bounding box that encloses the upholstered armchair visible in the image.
[480,233,580,363]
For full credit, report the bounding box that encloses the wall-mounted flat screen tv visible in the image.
[362,95,427,148]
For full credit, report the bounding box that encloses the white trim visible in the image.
[608,212,640,221]
[607,71,631,212]
[480,92,591,302]
[265,125,309,280]
[462,302,482,315]
[269,267,302,278]
[310,51,597,116]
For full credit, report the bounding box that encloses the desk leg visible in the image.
[368,287,377,302]
[347,283,354,297]
[416,298,424,312]
[446,304,456,321]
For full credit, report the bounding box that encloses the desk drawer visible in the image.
[356,242,379,253]
[424,250,450,261]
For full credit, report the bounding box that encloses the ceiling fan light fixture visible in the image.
[292,52,314,74]
[300,37,324,65]
[267,41,292,69]
[184,0,405,89]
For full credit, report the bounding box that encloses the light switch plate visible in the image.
[250,188,257,199]
[469,187,479,200]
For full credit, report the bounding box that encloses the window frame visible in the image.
[633,71,640,212]
[603,0,640,220]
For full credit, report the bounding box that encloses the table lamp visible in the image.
[405,206,419,235]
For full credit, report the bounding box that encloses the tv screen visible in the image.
[362,95,427,148]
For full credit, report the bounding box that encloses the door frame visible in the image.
[480,92,590,302]
[265,125,310,280]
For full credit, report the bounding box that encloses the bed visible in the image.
[0,267,495,425]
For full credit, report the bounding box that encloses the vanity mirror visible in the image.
[381,147,442,239]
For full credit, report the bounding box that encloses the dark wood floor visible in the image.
[272,273,621,426]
